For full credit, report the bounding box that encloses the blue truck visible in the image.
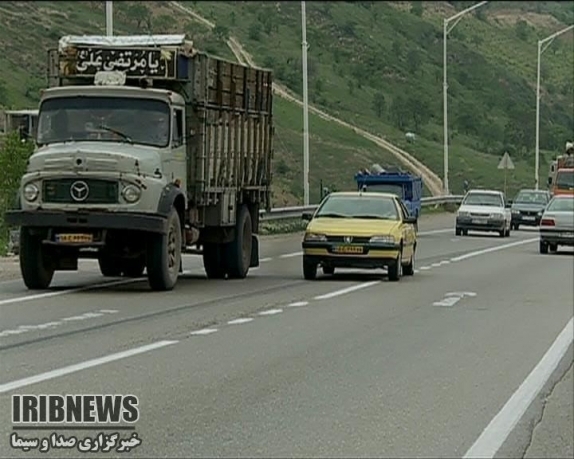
[354,166,423,229]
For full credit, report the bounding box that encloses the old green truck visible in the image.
[4,34,274,291]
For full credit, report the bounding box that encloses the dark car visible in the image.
[510,189,551,230]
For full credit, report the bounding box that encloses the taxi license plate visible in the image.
[56,233,94,243]
[333,245,363,254]
[472,218,487,224]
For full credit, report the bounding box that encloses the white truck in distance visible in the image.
[5,35,274,291]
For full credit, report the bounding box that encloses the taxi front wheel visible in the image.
[303,257,318,280]
[387,250,403,282]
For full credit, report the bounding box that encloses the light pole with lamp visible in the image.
[106,1,113,36]
[301,1,310,206]
[443,1,488,195]
[535,24,573,190]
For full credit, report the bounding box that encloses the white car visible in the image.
[455,189,512,237]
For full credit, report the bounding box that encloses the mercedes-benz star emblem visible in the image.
[344,236,353,243]
[70,181,90,202]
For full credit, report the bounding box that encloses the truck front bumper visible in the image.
[4,210,169,235]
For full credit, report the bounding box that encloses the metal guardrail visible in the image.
[259,195,464,221]
[5,196,464,255]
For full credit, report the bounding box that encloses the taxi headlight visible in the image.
[304,233,327,242]
[121,184,141,203]
[370,235,395,244]
[23,183,39,202]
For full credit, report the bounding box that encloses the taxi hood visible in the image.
[307,217,401,236]
[28,142,162,177]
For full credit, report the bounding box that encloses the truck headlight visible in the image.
[304,233,326,242]
[370,235,395,244]
[121,184,141,203]
[23,183,39,202]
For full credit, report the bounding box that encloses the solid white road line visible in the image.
[0,340,178,394]
[463,317,574,459]
[451,238,537,262]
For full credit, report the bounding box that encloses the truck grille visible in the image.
[43,179,119,204]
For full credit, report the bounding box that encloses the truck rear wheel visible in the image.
[122,256,146,278]
[98,254,122,277]
[146,208,182,291]
[203,243,227,279]
[20,227,54,290]
[225,205,252,279]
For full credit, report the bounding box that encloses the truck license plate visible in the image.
[56,233,94,243]
[333,245,363,254]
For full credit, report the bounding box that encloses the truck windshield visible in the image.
[555,170,574,189]
[360,183,404,199]
[37,97,171,148]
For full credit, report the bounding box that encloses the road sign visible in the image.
[497,152,515,170]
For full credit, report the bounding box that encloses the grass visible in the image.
[1,1,572,205]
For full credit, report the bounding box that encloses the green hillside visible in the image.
[1,1,573,203]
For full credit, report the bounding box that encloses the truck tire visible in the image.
[225,205,253,279]
[146,208,182,291]
[203,243,226,279]
[98,255,122,277]
[20,227,54,290]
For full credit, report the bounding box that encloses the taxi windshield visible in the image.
[463,192,503,207]
[315,195,399,220]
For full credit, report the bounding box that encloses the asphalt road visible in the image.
[0,213,572,458]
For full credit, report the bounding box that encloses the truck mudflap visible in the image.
[250,235,260,268]
[4,210,169,234]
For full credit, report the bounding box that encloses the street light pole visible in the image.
[301,1,310,206]
[535,24,573,190]
[106,1,113,36]
[443,1,488,196]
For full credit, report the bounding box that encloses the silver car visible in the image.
[539,195,574,254]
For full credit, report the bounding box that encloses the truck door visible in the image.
[169,107,187,191]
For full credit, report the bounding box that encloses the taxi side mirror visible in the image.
[404,216,417,225]
[302,212,313,221]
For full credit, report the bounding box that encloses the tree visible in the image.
[372,92,386,118]
[410,2,423,17]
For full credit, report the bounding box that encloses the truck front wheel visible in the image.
[20,227,55,289]
[146,208,182,291]
[225,205,252,279]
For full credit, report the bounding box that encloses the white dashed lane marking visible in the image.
[190,328,218,336]
[258,309,283,316]
[227,318,254,325]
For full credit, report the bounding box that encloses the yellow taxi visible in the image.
[301,191,417,281]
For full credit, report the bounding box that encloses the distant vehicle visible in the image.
[547,141,574,196]
[301,191,418,282]
[455,189,512,237]
[510,189,551,230]
[539,195,574,254]
[354,165,423,230]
